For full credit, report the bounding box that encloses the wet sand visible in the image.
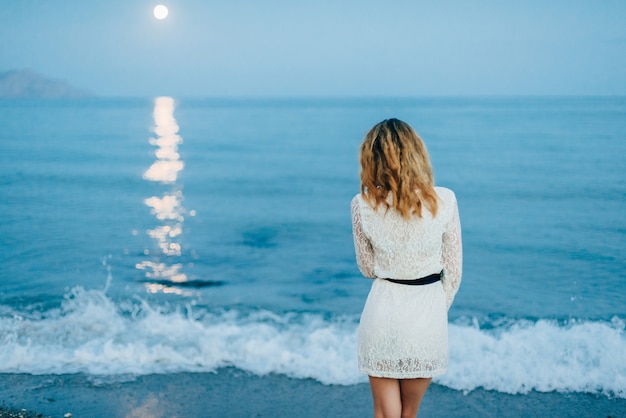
[1,368,624,417]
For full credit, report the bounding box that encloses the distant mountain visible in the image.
[0,69,93,99]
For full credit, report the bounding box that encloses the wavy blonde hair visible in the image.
[359,118,438,219]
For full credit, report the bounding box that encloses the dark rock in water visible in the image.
[139,278,226,288]
[0,69,92,99]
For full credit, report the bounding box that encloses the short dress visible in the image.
[351,187,462,379]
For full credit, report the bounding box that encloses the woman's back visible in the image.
[352,186,458,281]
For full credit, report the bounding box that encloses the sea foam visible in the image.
[1,287,624,398]
[442,317,626,398]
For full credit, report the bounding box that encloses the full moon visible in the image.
[153,5,169,20]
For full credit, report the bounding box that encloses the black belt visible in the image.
[385,271,442,286]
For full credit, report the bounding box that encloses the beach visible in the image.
[1,368,625,418]
[1,97,625,417]
[2,0,626,413]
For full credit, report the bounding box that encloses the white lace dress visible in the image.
[351,186,462,378]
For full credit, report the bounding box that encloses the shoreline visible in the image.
[1,369,625,418]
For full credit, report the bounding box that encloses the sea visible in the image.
[1,96,625,400]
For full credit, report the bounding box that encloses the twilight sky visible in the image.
[1,0,625,97]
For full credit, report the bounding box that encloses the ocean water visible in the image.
[1,96,625,398]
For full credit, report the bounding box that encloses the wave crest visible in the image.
[1,288,624,398]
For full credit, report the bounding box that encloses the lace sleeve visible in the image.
[441,195,462,310]
[351,196,376,278]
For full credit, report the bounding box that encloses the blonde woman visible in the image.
[351,118,462,418]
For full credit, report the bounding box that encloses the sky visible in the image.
[1,0,625,97]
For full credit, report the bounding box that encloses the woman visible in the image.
[351,118,462,418]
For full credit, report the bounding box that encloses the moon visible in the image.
[153,5,169,20]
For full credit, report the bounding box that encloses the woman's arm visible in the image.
[441,194,463,309]
[351,196,376,278]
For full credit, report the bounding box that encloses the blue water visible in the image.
[1,97,625,397]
